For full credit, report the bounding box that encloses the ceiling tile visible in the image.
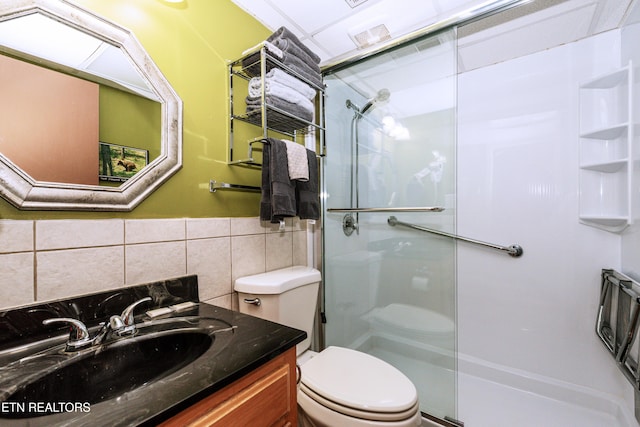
[312,0,439,61]
[590,0,633,33]
[231,0,290,32]
[458,2,597,71]
[233,0,635,68]
[267,0,355,33]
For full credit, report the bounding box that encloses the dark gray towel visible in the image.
[296,149,320,220]
[263,138,297,223]
[281,57,323,89]
[268,26,321,65]
[241,26,323,89]
[260,141,272,221]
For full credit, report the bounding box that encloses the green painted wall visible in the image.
[0,0,270,219]
[99,86,162,164]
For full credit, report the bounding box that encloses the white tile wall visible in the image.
[0,217,308,311]
[36,219,124,250]
[125,241,186,285]
[0,252,33,307]
[0,220,33,253]
[124,218,185,244]
[187,237,231,301]
[37,246,125,301]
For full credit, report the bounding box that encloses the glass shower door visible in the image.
[322,29,458,421]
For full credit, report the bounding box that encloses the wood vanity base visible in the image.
[160,347,297,427]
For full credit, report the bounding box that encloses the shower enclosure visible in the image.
[321,29,458,421]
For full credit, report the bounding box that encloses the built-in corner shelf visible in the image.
[578,61,634,233]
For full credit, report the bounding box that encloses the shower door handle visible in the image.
[327,206,444,213]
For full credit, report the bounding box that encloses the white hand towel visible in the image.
[248,78,315,115]
[283,140,309,181]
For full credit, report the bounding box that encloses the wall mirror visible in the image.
[0,0,182,211]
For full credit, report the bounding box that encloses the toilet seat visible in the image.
[299,346,418,422]
[299,383,420,422]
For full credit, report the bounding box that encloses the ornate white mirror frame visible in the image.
[0,0,182,211]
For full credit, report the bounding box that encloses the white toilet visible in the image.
[234,266,421,427]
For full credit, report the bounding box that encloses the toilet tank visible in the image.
[234,266,321,356]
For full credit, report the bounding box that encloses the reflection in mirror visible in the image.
[0,0,182,211]
[0,53,161,186]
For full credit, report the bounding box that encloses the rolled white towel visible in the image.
[266,68,316,100]
[282,140,309,181]
[248,70,315,101]
[248,78,315,114]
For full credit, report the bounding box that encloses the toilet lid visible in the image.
[300,346,417,414]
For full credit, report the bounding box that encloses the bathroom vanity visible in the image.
[0,276,305,426]
[160,347,297,426]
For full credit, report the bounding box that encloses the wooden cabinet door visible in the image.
[161,348,297,427]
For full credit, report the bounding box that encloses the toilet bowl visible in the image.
[235,266,421,427]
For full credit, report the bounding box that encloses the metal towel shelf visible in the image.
[387,216,523,258]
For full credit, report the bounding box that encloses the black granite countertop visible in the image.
[0,276,306,426]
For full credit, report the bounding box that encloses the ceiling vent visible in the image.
[348,23,391,49]
[344,0,370,8]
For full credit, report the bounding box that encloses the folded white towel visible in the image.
[283,140,309,181]
[265,68,316,100]
[248,78,315,115]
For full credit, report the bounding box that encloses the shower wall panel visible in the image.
[456,28,630,418]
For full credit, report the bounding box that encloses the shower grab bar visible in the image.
[387,216,524,258]
[327,206,445,213]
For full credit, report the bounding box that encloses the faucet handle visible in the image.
[121,297,152,326]
[43,317,92,351]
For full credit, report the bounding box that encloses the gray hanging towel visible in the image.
[260,141,272,222]
[296,149,320,220]
[267,138,297,223]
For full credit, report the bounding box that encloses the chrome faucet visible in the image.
[43,297,152,351]
[111,296,152,336]
[42,317,93,351]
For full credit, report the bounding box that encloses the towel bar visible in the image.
[228,138,324,168]
[387,216,523,257]
[209,180,260,193]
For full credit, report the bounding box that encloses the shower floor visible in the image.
[366,342,630,427]
[457,372,622,427]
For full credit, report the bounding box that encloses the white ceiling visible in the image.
[231,0,637,72]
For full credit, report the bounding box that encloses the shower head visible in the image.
[345,99,360,112]
[361,88,390,114]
